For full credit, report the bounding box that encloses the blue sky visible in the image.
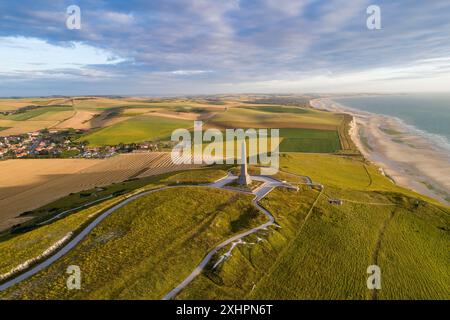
[1,0,450,96]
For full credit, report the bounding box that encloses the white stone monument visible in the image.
[237,140,252,185]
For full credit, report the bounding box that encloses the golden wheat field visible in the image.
[0,119,59,136]
[54,110,96,130]
[0,153,201,231]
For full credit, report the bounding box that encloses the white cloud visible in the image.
[0,36,126,75]
[219,56,450,93]
[264,0,310,17]
[170,70,213,76]
[102,11,135,25]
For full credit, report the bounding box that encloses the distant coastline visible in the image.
[333,94,450,151]
[310,97,450,205]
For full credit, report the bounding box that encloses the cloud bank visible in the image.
[0,0,449,96]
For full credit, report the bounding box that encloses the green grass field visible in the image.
[175,155,450,300]
[0,195,128,277]
[72,98,212,112]
[241,105,313,114]
[249,190,389,300]
[72,98,134,111]
[247,189,449,300]
[0,153,448,300]
[0,97,448,300]
[2,106,73,121]
[0,167,229,271]
[279,128,341,153]
[160,168,227,185]
[176,187,320,299]
[3,168,229,236]
[278,153,442,203]
[80,115,192,146]
[196,127,341,158]
[376,203,450,299]
[0,187,266,299]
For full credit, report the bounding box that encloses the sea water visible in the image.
[333,93,450,153]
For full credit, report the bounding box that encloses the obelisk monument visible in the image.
[237,140,252,185]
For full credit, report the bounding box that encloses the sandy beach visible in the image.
[311,98,450,205]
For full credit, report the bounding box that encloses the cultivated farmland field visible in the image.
[208,107,342,130]
[54,110,97,130]
[0,95,448,301]
[0,119,58,136]
[0,99,48,112]
[1,106,73,121]
[279,128,341,153]
[0,153,202,231]
[80,115,193,146]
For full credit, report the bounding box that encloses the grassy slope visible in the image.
[254,191,448,300]
[176,187,319,299]
[1,100,447,300]
[249,190,390,299]
[80,115,192,146]
[160,168,227,185]
[0,196,128,276]
[177,153,449,300]
[0,168,227,277]
[0,187,266,299]
[278,153,442,202]
[377,204,450,299]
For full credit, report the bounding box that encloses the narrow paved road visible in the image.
[0,174,296,295]
[162,175,296,300]
[0,187,171,291]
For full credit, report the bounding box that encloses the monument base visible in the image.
[237,173,252,186]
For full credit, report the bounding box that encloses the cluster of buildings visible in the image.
[0,130,78,159]
[0,129,165,160]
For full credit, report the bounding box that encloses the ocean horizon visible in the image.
[333,93,450,153]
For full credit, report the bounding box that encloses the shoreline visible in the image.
[311,98,450,206]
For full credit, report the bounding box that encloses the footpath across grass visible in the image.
[0,168,230,282]
[176,154,450,300]
[0,187,266,299]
